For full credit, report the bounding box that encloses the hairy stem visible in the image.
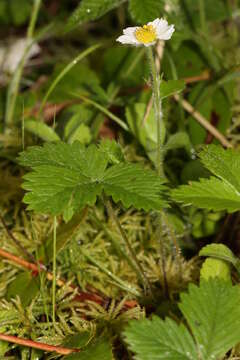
[147,47,164,177]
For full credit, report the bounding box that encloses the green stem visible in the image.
[71,94,129,132]
[5,0,42,125]
[147,47,164,177]
[27,0,42,38]
[39,44,101,116]
[199,0,208,35]
[52,216,57,327]
[103,195,152,295]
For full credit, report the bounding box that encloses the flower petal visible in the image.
[123,27,138,36]
[157,24,175,40]
[116,34,139,45]
[148,18,175,40]
[148,18,163,28]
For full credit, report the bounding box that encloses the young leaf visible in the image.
[124,316,198,360]
[103,163,167,210]
[179,279,240,360]
[200,258,231,282]
[129,0,164,24]
[98,139,124,164]
[24,118,60,142]
[199,243,240,276]
[160,80,185,100]
[172,145,240,212]
[66,0,124,32]
[68,123,91,145]
[199,243,237,265]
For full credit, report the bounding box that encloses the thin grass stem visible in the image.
[52,216,57,327]
[103,195,152,295]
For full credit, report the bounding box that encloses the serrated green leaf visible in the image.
[24,118,60,142]
[19,142,166,217]
[66,0,125,32]
[64,338,112,360]
[124,316,198,360]
[199,145,240,193]
[129,0,164,24]
[18,142,107,216]
[160,80,185,100]
[103,163,167,211]
[200,258,231,282]
[172,176,240,212]
[179,279,240,360]
[172,145,240,212]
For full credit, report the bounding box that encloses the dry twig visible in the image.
[0,333,78,355]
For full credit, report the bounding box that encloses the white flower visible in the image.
[116,18,174,47]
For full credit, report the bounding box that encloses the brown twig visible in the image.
[0,247,104,304]
[0,333,78,355]
[174,94,233,148]
[183,70,210,84]
[0,247,137,309]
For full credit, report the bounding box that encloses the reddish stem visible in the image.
[0,333,78,355]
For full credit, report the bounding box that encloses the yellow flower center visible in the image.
[135,25,157,44]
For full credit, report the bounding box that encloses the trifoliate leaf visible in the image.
[103,163,167,210]
[179,279,240,360]
[129,0,164,24]
[172,145,240,212]
[18,142,108,216]
[124,316,198,360]
[19,142,166,217]
[200,258,231,282]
